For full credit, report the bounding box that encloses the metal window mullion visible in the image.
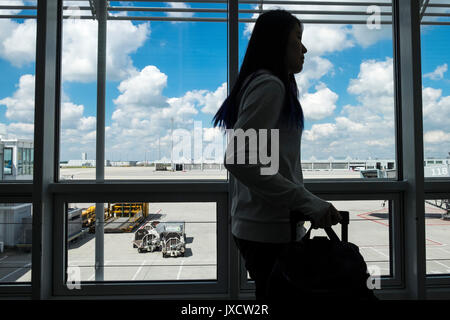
[32,0,62,300]
[94,0,107,283]
[239,0,392,6]
[108,6,228,13]
[227,0,240,300]
[394,0,426,299]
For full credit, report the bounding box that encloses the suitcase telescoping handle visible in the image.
[290,210,349,242]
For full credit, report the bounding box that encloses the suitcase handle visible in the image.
[290,210,349,242]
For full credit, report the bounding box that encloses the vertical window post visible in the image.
[33,0,62,299]
[394,0,426,299]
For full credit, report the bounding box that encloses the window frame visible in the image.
[3,148,13,176]
[0,0,449,300]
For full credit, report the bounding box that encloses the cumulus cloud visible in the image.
[301,57,396,160]
[303,123,337,141]
[422,86,450,128]
[424,63,448,80]
[62,19,150,82]
[0,74,98,156]
[0,74,35,123]
[0,19,36,67]
[301,83,338,120]
[347,57,395,117]
[295,56,333,93]
[0,6,150,82]
[107,65,228,159]
[0,1,37,67]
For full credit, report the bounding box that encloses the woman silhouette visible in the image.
[213,9,341,300]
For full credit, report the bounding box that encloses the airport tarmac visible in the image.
[59,167,368,180]
[0,168,449,285]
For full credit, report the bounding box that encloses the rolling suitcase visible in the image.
[266,210,378,300]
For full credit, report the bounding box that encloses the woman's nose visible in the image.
[302,44,307,54]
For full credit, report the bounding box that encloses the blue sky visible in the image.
[0,2,449,163]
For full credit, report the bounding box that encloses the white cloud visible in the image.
[422,86,450,128]
[0,12,150,82]
[62,19,150,82]
[301,57,396,160]
[302,24,354,57]
[349,24,392,48]
[424,130,450,144]
[303,123,337,141]
[295,56,333,93]
[61,102,84,125]
[301,83,338,120]
[198,82,228,114]
[114,65,167,107]
[0,74,98,155]
[0,1,37,67]
[0,19,36,67]
[347,57,395,118]
[0,74,35,123]
[424,63,448,80]
[348,58,394,97]
[104,66,231,160]
[166,2,194,20]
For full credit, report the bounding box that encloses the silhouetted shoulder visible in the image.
[240,70,285,105]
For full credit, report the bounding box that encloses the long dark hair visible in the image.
[212,9,304,132]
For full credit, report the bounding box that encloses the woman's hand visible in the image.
[312,204,342,229]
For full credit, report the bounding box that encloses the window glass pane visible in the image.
[0,202,32,283]
[238,1,396,180]
[0,2,36,181]
[3,148,12,175]
[66,202,217,282]
[425,197,450,275]
[59,2,228,180]
[59,1,98,180]
[420,19,450,179]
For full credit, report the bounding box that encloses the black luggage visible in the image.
[266,210,378,300]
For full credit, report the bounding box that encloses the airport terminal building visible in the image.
[1,1,450,303]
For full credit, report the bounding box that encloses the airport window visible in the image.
[0,3,36,181]
[420,4,450,180]
[2,0,450,300]
[0,203,32,283]
[239,1,397,181]
[58,3,98,181]
[58,2,228,181]
[66,202,217,283]
[425,197,450,275]
[3,148,12,175]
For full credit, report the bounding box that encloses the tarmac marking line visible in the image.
[176,260,185,280]
[132,260,146,281]
[356,212,389,227]
[432,260,450,272]
[368,246,390,259]
[0,263,31,282]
